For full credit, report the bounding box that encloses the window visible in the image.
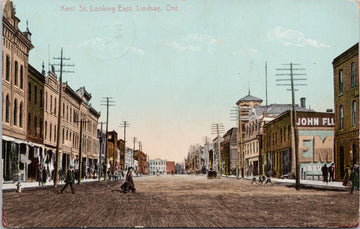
[339,69,343,94]
[66,105,69,121]
[54,98,57,115]
[50,95,53,113]
[62,128,65,144]
[40,119,43,138]
[5,95,10,123]
[27,113,31,132]
[34,116,37,136]
[20,66,23,89]
[6,55,10,81]
[13,99,17,125]
[63,103,65,117]
[40,89,43,107]
[340,105,344,130]
[19,102,23,127]
[54,125,56,142]
[14,61,18,86]
[45,121,47,140]
[352,101,357,127]
[34,86,37,104]
[45,92,48,111]
[49,123,52,141]
[351,62,356,88]
[28,83,31,101]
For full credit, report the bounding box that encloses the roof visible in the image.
[248,104,314,121]
[236,94,263,105]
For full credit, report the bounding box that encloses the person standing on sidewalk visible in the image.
[343,165,351,186]
[37,165,43,186]
[321,164,328,183]
[42,168,47,186]
[329,163,335,182]
[349,167,359,194]
[60,166,75,194]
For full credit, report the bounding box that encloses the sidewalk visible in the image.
[223,175,350,191]
[1,177,118,191]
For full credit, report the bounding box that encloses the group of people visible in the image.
[321,163,335,183]
[60,166,136,194]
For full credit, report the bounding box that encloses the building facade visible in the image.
[149,158,166,175]
[26,64,45,181]
[333,43,359,180]
[263,111,335,179]
[134,150,147,175]
[166,161,175,174]
[2,0,34,182]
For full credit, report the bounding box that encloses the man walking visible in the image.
[321,164,328,183]
[329,163,335,182]
[60,166,75,194]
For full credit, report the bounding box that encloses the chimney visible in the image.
[326,109,333,113]
[300,97,306,108]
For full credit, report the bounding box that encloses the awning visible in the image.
[2,135,28,144]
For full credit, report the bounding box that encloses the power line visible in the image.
[100,97,115,181]
[53,48,74,188]
[276,63,307,190]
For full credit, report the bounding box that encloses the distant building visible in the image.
[221,128,238,175]
[333,43,359,180]
[125,147,134,170]
[149,158,166,175]
[134,150,147,175]
[166,161,175,174]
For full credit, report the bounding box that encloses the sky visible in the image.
[12,0,359,163]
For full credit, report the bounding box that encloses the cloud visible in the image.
[232,48,259,56]
[165,33,224,52]
[164,40,200,51]
[127,46,145,57]
[267,26,330,48]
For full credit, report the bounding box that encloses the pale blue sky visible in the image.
[14,0,359,163]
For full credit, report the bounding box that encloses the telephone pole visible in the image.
[276,63,307,190]
[98,121,106,181]
[100,97,115,181]
[74,119,90,184]
[211,123,224,176]
[52,48,74,187]
[120,121,130,170]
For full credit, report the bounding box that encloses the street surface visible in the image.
[2,175,359,228]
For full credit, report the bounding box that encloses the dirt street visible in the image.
[2,175,359,228]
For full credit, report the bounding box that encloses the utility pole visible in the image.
[74,119,89,184]
[100,97,115,181]
[276,63,307,190]
[230,107,240,179]
[265,61,268,106]
[120,121,130,171]
[52,48,74,187]
[98,121,106,181]
[211,123,224,177]
[239,106,244,178]
[132,137,138,168]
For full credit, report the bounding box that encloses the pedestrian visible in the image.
[107,169,111,180]
[343,165,351,186]
[37,166,42,186]
[321,164,328,183]
[42,167,47,186]
[60,166,75,194]
[349,167,359,194]
[329,163,335,182]
[120,167,136,194]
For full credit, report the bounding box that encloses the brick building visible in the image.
[134,150,147,175]
[166,161,175,174]
[26,64,45,181]
[2,0,33,182]
[333,43,359,180]
[263,111,334,179]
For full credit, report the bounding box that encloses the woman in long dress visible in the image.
[121,167,136,193]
